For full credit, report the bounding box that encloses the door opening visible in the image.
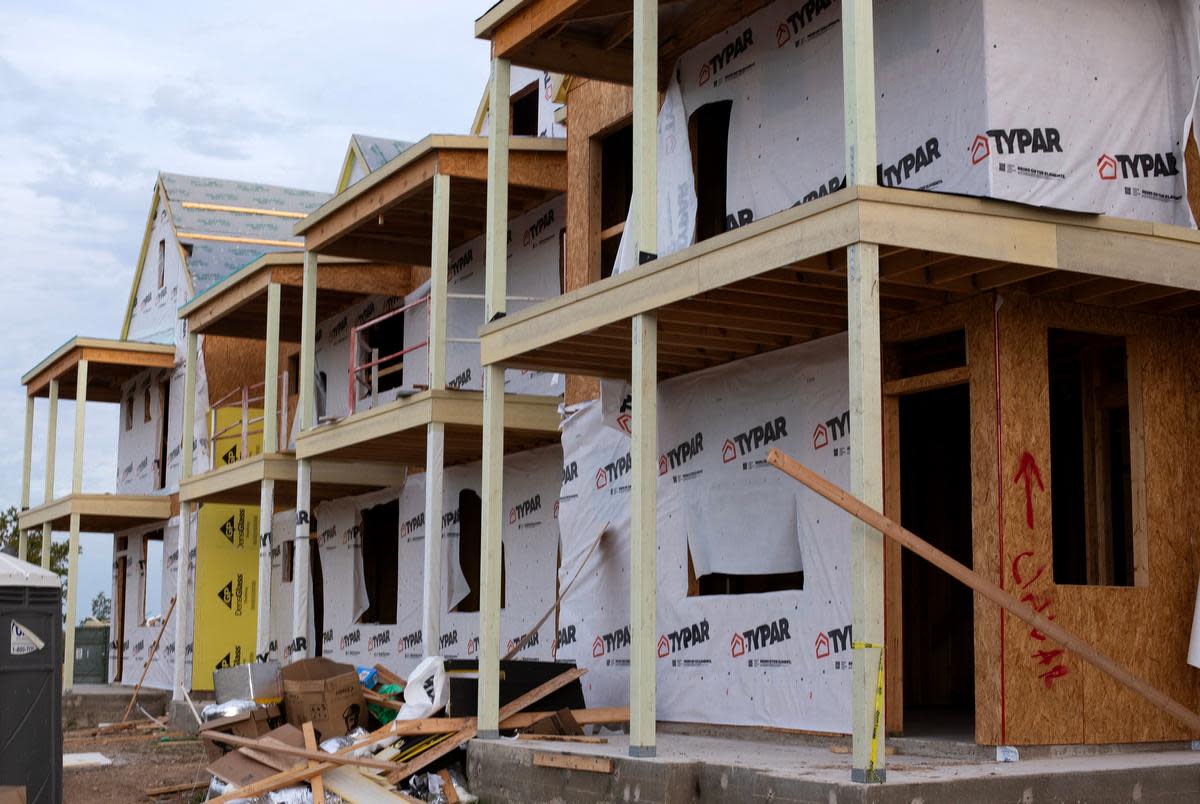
[899,383,974,739]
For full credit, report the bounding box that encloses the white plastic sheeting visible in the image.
[296,444,561,678]
[614,0,1200,273]
[559,333,855,732]
[109,515,194,690]
[404,195,566,397]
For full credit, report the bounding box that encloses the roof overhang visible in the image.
[475,0,772,87]
[295,134,566,261]
[179,252,419,340]
[22,337,177,402]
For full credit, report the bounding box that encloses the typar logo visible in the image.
[555,624,577,651]
[1096,151,1179,180]
[594,452,632,490]
[659,432,704,477]
[698,28,754,86]
[777,0,833,48]
[616,394,633,434]
[657,619,710,658]
[400,512,425,538]
[731,617,792,657]
[400,629,422,653]
[592,625,631,658]
[439,630,458,651]
[813,410,849,450]
[878,138,941,188]
[523,208,556,248]
[972,127,1062,163]
[562,461,578,485]
[449,248,473,282]
[367,631,391,652]
[340,629,362,651]
[509,493,542,525]
[815,624,852,659]
[970,134,990,165]
[722,417,789,464]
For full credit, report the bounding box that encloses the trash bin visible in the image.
[0,554,63,804]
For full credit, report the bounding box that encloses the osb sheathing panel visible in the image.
[1187,124,1199,224]
[881,292,1200,745]
[563,78,632,407]
[203,334,265,407]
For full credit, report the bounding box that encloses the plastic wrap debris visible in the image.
[356,666,378,688]
[319,727,371,758]
[202,699,259,723]
[396,657,448,721]
[205,777,346,803]
[368,683,403,725]
[404,767,476,804]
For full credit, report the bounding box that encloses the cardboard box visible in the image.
[206,724,305,787]
[0,787,26,804]
[199,703,282,760]
[213,660,283,704]
[280,657,365,742]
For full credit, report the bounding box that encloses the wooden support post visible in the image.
[62,512,82,693]
[291,251,319,662]
[71,360,88,496]
[628,0,659,759]
[767,449,1200,736]
[422,422,445,657]
[843,0,883,783]
[478,54,510,740]
[41,379,59,569]
[429,173,450,392]
[174,331,199,702]
[264,282,281,453]
[256,478,275,660]
[422,170,451,658]
[19,395,33,561]
[629,314,657,757]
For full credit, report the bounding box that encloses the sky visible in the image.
[0,0,492,622]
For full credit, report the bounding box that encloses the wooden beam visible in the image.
[882,365,970,397]
[766,448,1200,735]
[256,478,275,660]
[63,512,81,692]
[478,55,512,740]
[19,395,33,561]
[423,422,445,656]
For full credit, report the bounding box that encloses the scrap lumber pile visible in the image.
[196,663,626,803]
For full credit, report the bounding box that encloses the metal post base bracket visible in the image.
[628,745,656,758]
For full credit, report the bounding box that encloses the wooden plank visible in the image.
[532,752,614,773]
[383,667,587,784]
[766,448,1200,735]
[517,734,608,744]
[303,722,326,804]
[881,366,970,397]
[202,731,398,771]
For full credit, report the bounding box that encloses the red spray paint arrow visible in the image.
[1012,451,1044,529]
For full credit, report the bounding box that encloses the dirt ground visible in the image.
[63,730,211,803]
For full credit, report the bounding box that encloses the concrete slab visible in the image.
[467,730,1200,803]
[62,685,170,730]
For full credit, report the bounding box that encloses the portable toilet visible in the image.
[0,553,62,803]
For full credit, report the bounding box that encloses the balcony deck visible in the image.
[294,389,562,465]
[480,186,1200,379]
[18,493,174,533]
[177,452,406,506]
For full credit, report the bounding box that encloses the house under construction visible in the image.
[12,0,1200,799]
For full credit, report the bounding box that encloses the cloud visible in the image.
[0,0,491,618]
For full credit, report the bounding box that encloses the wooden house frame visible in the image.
[18,337,177,690]
[176,252,414,657]
[288,135,568,661]
[473,0,1200,780]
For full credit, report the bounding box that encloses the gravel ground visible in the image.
[63,730,212,803]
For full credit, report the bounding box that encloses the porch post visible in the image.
[628,0,660,758]
[843,0,885,783]
[292,251,319,661]
[173,331,198,701]
[423,172,451,656]
[62,359,88,692]
[478,53,510,739]
[19,395,33,561]
[41,379,59,569]
[256,281,282,658]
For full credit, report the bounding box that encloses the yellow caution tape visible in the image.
[852,641,885,783]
